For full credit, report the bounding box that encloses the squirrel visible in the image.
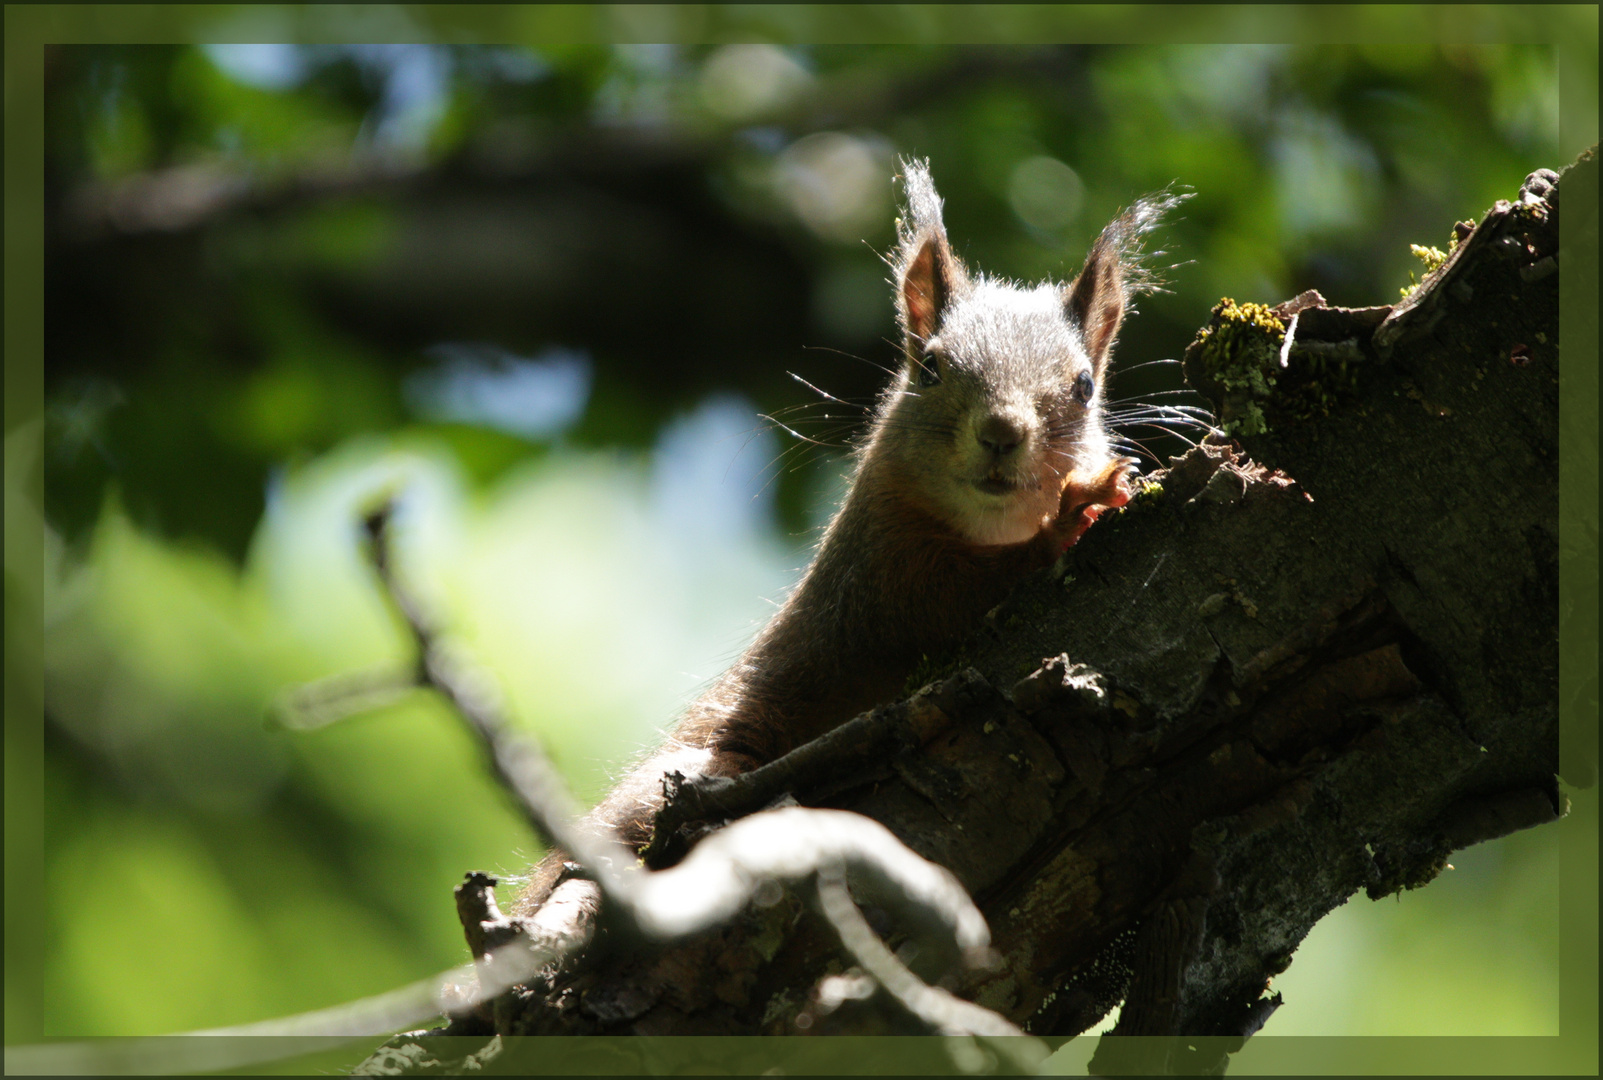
[515,160,1180,919]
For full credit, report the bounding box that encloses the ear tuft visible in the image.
[895,159,968,350]
[1066,187,1190,373]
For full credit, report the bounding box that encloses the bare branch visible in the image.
[269,663,420,732]
[813,868,1034,1044]
[2,949,510,1076]
[58,49,1084,242]
[632,806,988,956]
[359,502,642,911]
[643,687,957,865]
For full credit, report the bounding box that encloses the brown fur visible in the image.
[515,161,1175,916]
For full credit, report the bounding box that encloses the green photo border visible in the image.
[5,6,1596,1075]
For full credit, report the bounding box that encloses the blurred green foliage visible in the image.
[27,27,1580,1043]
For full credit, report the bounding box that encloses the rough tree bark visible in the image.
[360,152,1585,1075]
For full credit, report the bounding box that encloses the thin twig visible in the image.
[813,870,1051,1073]
[631,806,988,954]
[813,867,1016,1035]
[270,663,420,731]
[4,499,1027,1074]
[0,939,546,1077]
[361,502,643,916]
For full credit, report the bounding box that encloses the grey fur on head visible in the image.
[894,157,1188,366]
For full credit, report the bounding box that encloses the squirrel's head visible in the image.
[877,159,1182,545]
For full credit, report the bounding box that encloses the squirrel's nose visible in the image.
[977,414,1025,458]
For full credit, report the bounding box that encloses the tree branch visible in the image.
[58,49,1083,241]
[428,153,1578,1069]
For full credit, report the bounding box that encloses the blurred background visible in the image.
[23,29,1579,1042]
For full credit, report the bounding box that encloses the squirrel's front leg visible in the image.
[1049,456,1137,552]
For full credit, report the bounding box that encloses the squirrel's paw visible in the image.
[1054,457,1137,551]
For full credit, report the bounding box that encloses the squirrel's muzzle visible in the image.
[976,413,1026,460]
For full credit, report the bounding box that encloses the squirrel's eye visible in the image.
[917,352,942,388]
[1071,370,1095,404]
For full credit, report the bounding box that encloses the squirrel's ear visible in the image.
[1066,188,1187,373]
[900,234,960,345]
[1065,230,1127,375]
[896,160,966,348]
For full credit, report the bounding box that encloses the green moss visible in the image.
[1191,298,1286,436]
[1234,401,1268,435]
[1399,232,1459,298]
[1509,198,1547,224]
[1119,476,1166,516]
[1188,288,1391,433]
[1411,242,1449,273]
